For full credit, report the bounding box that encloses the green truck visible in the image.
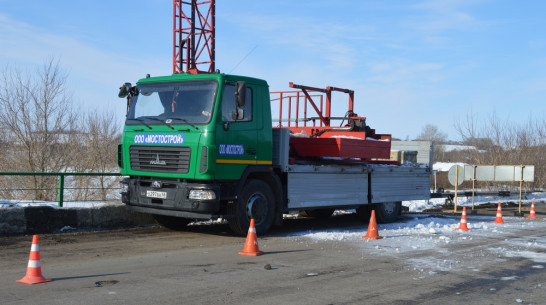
[117,72,431,235]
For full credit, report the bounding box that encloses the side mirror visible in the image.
[231,109,244,121]
[118,82,132,98]
[235,81,246,107]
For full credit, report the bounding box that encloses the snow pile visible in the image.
[433,162,465,172]
[441,144,476,152]
[403,191,546,212]
[0,200,113,209]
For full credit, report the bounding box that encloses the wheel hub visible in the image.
[382,202,396,214]
[246,194,266,223]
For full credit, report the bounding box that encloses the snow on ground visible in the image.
[404,191,546,212]
[290,193,546,278]
[0,200,113,208]
[433,161,465,172]
[291,212,546,281]
[441,144,477,152]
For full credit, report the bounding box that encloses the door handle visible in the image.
[246,149,257,155]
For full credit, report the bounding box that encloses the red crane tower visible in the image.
[173,0,215,74]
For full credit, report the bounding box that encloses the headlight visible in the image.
[189,189,216,200]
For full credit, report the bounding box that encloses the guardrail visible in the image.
[0,172,122,207]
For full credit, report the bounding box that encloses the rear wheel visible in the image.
[153,215,191,230]
[375,201,402,223]
[228,179,275,236]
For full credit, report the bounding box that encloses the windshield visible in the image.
[127,80,218,125]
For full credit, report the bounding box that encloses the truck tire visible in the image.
[299,209,335,219]
[228,179,275,236]
[444,195,454,207]
[375,201,401,223]
[153,215,191,230]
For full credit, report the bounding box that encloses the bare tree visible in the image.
[415,124,448,143]
[454,110,545,190]
[415,124,447,162]
[71,110,121,201]
[454,110,485,164]
[0,59,78,200]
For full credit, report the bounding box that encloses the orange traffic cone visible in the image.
[16,235,51,284]
[528,201,537,219]
[493,203,504,224]
[456,207,470,231]
[362,210,383,240]
[238,219,264,256]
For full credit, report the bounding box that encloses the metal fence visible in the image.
[0,172,122,207]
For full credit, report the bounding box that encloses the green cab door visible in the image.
[214,82,259,180]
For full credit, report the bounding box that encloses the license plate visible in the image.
[146,190,167,199]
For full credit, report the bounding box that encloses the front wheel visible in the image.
[228,179,275,236]
[375,201,402,223]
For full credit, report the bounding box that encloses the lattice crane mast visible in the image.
[173,0,215,74]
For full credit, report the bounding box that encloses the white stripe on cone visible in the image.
[27,260,41,268]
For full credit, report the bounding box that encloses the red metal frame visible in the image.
[271,82,392,161]
[270,83,365,137]
[289,137,392,160]
[173,0,215,74]
[270,90,325,128]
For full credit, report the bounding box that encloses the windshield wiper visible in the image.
[126,118,152,129]
[165,117,199,130]
[140,117,174,130]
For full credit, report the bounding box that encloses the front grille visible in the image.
[117,144,123,168]
[130,146,191,173]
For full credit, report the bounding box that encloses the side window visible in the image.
[222,84,252,122]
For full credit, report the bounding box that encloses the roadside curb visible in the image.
[0,204,155,236]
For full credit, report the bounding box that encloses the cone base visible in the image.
[456,227,470,231]
[493,218,504,224]
[362,235,383,240]
[16,275,52,285]
[528,215,537,219]
[238,250,264,256]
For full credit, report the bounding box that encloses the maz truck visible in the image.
[117,72,431,235]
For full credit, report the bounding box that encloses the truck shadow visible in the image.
[180,213,369,237]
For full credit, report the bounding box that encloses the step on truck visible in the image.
[117,72,431,235]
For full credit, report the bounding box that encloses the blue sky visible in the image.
[1,0,545,140]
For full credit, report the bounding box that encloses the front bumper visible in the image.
[120,177,220,217]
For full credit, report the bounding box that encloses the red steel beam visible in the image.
[327,86,354,114]
[289,82,330,127]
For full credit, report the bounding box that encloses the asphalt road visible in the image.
[1,206,545,305]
